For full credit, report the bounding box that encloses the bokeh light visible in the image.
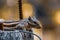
[53,10,60,24]
[22,3,34,18]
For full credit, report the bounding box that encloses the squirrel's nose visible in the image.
[37,22,42,29]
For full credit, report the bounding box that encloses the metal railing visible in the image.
[0,30,41,40]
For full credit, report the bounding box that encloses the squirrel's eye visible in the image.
[34,22,37,24]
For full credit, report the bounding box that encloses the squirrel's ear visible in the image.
[28,16,31,20]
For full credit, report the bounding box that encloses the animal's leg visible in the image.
[26,28,34,40]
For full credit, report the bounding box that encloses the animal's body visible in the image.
[4,16,42,30]
[0,16,42,40]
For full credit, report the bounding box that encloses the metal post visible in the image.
[19,0,23,19]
